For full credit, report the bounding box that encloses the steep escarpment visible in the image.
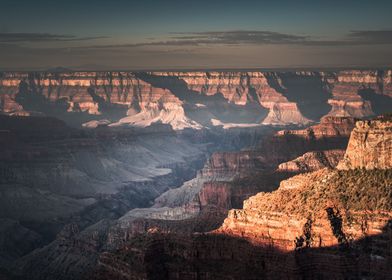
[220,168,392,249]
[87,117,392,280]
[277,149,345,172]
[0,115,211,270]
[216,118,392,274]
[91,222,392,280]
[1,70,391,129]
[88,118,391,280]
[151,71,311,125]
[10,115,386,279]
[257,116,356,165]
[108,116,355,240]
[1,114,284,278]
[338,117,392,170]
[325,70,392,118]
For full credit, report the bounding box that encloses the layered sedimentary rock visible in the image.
[112,149,269,232]
[219,168,392,251]
[11,116,389,279]
[256,116,356,166]
[277,149,345,172]
[153,71,311,125]
[219,118,392,254]
[112,115,358,240]
[198,151,265,180]
[75,115,358,258]
[338,117,392,170]
[276,116,357,139]
[326,71,374,118]
[1,70,391,129]
[0,115,211,270]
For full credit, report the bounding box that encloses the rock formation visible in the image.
[277,149,345,172]
[213,117,392,278]
[219,168,392,250]
[1,70,391,129]
[338,117,392,170]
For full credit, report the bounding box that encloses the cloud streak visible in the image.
[88,30,392,49]
[0,32,107,42]
[2,30,392,49]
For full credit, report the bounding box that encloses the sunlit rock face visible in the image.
[10,115,391,280]
[276,116,357,138]
[277,149,345,172]
[338,118,392,170]
[1,70,391,129]
[219,168,392,251]
[218,117,392,253]
[92,116,357,250]
[325,70,391,117]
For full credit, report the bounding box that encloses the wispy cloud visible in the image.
[65,30,392,50]
[2,30,391,49]
[72,30,309,49]
[169,30,309,44]
[346,30,392,45]
[0,32,107,42]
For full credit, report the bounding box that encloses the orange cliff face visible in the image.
[218,118,392,252]
[277,115,357,138]
[277,149,345,173]
[1,70,391,129]
[325,70,391,118]
[338,118,392,170]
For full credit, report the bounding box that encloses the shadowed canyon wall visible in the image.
[1,70,391,129]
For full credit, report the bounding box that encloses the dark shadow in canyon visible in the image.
[14,72,128,127]
[0,114,277,273]
[87,219,392,280]
[358,87,392,115]
[135,72,268,125]
[265,72,332,121]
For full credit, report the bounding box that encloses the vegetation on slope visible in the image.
[249,168,392,216]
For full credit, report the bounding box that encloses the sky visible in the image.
[0,0,392,70]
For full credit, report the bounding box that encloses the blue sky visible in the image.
[1,0,392,69]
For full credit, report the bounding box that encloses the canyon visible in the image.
[1,70,392,130]
[0,113,273,277]
[85,116,391,280]
[0,70,391,279]
[2,113,361,279]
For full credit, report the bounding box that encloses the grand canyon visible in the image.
[0,69,391,279]
[1,1,392,279]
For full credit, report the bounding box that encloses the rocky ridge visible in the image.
[1,70,391,129]
[87,116,392,279]
[218,117,392,256]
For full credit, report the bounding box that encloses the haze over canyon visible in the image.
[0,68,391,279]
[1,0,392,279]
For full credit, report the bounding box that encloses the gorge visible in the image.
[0,70,391,280]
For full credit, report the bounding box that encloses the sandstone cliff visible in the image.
[1,70,391,129]
[338,117,392,170]
[10,116,390,279]
[277,149,345,172]
[219,118,391,256]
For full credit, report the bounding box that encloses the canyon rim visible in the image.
[1,1,392,279]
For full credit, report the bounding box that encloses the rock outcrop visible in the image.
[277,149,345,172]
[9,114,391,279]
[219,168,392,250]
[338,118,392,170]
[1,70,391,129]
[218,117,391,256]
[256,116,356,166]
